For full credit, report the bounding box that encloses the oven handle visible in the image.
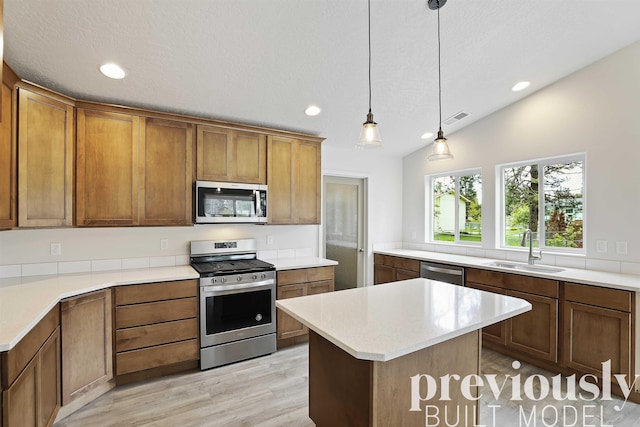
[201,279,275,294]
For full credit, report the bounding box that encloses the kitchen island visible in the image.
[276,278,531,426]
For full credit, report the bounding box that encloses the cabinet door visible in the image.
[232,130,266,184]
[37,328,60,427]
[76,109,140,226]
[563,301,631,380]
[506,290,558,362]
[17,88,74,227]
[0,78,16,229]
[277,284,308,339]
[294,140,321,224]
[139,118,193,225]
[466,282,507,345]
[374,264,395,285]
[267,135,295,224]
[2,355,37,427]
[196,125,231,181]
[61,290,113,405]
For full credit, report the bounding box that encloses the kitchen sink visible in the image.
[483,261,565,274]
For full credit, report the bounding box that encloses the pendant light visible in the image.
[427,0,453,161]
[356,0,383,148]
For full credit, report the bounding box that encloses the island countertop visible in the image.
[276,278,531,362]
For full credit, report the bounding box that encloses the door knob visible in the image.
[358,248,365,253]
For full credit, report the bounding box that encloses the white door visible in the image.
[323,176,366,290]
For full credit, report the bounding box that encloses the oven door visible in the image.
[200,279,276,347]
[195,181,267,224]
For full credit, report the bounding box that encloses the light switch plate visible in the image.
[596,240,608,253]
[160,239,169,250]
[616,241,628,255]
[266,235,274,246]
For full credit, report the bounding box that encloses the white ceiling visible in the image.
[5,0,640,157]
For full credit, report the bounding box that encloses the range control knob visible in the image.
[237,276,242,282]
[261,273,266,279]
[252,274,258,280]
[211,278,216,284]
[220,277,226,283]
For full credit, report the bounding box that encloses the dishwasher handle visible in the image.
[422,265,463,276]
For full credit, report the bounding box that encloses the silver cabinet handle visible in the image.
[422,265,463,276]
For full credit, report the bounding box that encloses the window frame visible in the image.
[498,153,586,254]
[427,168,483,246]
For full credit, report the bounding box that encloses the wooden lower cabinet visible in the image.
[277,266,334,347]
[373,254,420,284]
[60,290,113,405]
[113,280,199,384]
[563,282,633,382]
[1,320,60,427]
[506,289,558,363]
[465,282,506,345]
[466,268,559,364]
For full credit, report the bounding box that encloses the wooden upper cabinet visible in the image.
[196,125,266,184]
[140,118,194,225]
[0,65,17,229]
[76,108,140,226]
[17,86,74,227]
[267,135,321,225]
[294,140,321,224]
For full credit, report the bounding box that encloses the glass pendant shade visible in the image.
[356,110,383,148]
[428,129,453,161]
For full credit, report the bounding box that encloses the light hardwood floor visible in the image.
[55,344,640,427]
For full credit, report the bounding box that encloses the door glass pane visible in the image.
[544,161,583,248]
[325,182,358,290]
[433,176,456,242]
[206,289,272,335]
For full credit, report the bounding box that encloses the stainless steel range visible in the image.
[191,239,276,370]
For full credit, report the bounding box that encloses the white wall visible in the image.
[0,224,319,276]
[403,41,640,272]
[323,145,404,284]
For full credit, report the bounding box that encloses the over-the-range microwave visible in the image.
[195,181,268,224]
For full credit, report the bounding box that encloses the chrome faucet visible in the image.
[524,228,542,265]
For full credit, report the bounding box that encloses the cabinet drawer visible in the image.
[395,257,420,273]
[277,269,308,286]
[115,279,197,305]
[115,318,198,352]
[374,254,395,267]
[116,339,199,376]
[564,282,632,312]
[115,297,197,329]
[307,266,334,282]
[466,268,505,288]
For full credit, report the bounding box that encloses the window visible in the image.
[430,170,482,244]
[501,155,584,251]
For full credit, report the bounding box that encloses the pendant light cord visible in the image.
[437,3,442,128]
[368,0,372,113]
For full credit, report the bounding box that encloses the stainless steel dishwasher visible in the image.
[420,261,465,286]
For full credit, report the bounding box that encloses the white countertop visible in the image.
[376,249,640,292]
[0,266,199,352]
[0,257,337,352]
[269,256,338,270]
[276,278,531,361]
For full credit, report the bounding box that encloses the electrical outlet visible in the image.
[596,240,607,253]
[266,235,274,246]
[616,241,628,255]
[161,239,169,250]
[51,242,62,256]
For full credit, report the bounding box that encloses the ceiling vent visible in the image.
[443,111,471,126]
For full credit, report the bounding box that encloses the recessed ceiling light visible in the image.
[421,132,434,139]
[99,63,126,79]
[305,105,322,116]
[512,81,530,92]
